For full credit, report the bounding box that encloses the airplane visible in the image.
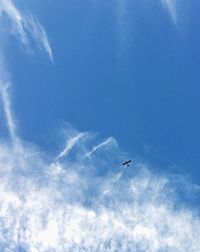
[122,160,132,167]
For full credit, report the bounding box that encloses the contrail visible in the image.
[83,137,116,158]
[56,132,85,160]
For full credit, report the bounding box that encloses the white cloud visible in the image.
[0,87,200,250]
[25,15,54,63]
[0,139,200,251]
[0,0,53,62]
[1,0,28,45]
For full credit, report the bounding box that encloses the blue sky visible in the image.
[0,0,200,251]
[7,0,200,181]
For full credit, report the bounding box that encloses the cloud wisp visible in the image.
[0,0,53,62]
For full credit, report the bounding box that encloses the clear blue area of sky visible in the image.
[6,0,200,183]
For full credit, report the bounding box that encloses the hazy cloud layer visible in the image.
[0,80,199,251]
[0,127,200,251]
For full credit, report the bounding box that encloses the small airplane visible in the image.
[122,160,132,167]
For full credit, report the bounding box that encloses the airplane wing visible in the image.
[122,160,132,166]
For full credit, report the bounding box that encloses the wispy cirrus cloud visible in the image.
[24,15,54,63]
[0,0,28,45]
[0,0,53,62]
